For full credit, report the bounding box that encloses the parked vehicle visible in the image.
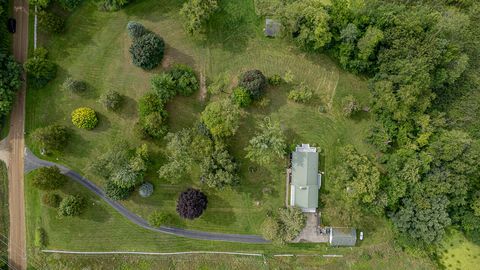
[7,18,16,33]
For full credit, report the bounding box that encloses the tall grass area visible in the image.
[438,230,480,270]
[0,161,8,268]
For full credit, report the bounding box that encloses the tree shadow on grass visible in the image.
[204,0,259,53]
[78,198,111,223]
[200,192,236,226]
[117,95,138,120]
[91,112,112,133]
[63,129,91,160]
[163,45,197,68]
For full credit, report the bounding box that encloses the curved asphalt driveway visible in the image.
[24,149,268,243]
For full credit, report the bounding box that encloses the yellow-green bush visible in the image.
[71,107,98,130]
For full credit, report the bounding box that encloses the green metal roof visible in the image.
[291,150,319,210]
[292,151,319,186]
[330,228,357,246]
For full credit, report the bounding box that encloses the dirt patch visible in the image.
[198,72,207,101]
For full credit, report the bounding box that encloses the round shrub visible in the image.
[231,87,252,107]
[148,211,172,227]
[58,195,84,216]
[31,166,67,191]
[139,182,154,197]
[99,90,122,111]
[62,77,86,93]
[238,70,267,100]
[127,21,147,39]
[42,192,62,208]
[169,64,199,96]
[176,188,208,219]
[268,74,282,86]
[142,112,168,138]
[138,92,165,117]
[71,107,98,129]
[129,33,165,70]
[151,73,177,102]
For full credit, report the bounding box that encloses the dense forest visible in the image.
[258,0,480,249]
[0,0,21,130]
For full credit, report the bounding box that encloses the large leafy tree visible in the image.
[281,0,332,50]
[31,124,69,153]
[245,117,286,166]
[0,53,21,117]
[31,166,67,191]
[24,47,57,88]
[337,145,381,206]
[392,194,451,244]
[200,147,239,188]
[201,99,241,138]
[180,0,218,35]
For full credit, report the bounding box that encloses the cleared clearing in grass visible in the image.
[439,230,480,270]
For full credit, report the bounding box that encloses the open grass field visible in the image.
[438,230,480,270]
[23,0,440,269]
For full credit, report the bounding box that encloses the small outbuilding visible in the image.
[329,227,357,247]
[264,19,281,37]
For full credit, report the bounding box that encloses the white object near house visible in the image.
[360,231,364,241]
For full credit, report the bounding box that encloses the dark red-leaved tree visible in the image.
[176,188,208,219]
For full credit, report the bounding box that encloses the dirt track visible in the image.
[8,1,29,269]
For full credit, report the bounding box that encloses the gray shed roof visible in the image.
[330,228,357,246]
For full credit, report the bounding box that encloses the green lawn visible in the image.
[24,0,438,269]
[26,0,372,234]
[438,230,480,270]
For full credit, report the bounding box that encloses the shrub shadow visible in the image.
[118,95,138,119]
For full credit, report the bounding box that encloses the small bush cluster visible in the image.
[231,87,252,107]
[200,147,239,188]
[288,83,313,103]
[238,70,267,100]
[148,211,172,227]
[58,195,84,216]
[268,74,282,86]
[152,64,199,101]
[42,192,62,208]
[341,95,360,117]
[99,90,123,111]
[136,64,198,139]
[34,227,47,248]
[71,107,98,129]
[62,77,87,93]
